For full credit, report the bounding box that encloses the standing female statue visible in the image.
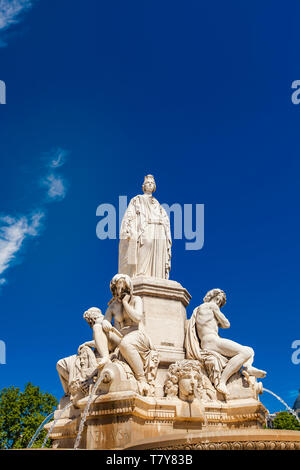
[119,175,171,279]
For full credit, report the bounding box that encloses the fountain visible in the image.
[42,175,300,450]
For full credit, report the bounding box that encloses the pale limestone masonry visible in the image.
[46,175,300,449]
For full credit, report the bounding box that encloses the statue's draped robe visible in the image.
[119,194,171,279]
[185,308,228,388]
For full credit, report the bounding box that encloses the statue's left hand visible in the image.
[122,294,131,304]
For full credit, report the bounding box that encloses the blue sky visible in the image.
[0,0,299,413]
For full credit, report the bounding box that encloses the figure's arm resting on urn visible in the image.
[122,295,143,323]
[212,304,230,329]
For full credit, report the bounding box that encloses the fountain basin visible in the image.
[45,391,275,449]
[124,428,300,450]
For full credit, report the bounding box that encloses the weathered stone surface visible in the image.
[47,391,295,450]
[48,176,299,451]
[133,276,191,364]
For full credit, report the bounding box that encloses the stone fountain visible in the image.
[44,174,300,450]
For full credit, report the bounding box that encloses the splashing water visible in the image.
[41,401,73,448]
[27,411,55,448]
[263,388,300,425]
[74,376,102,450]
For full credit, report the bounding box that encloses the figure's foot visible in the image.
[245,366,267,379]
[137,379,150,396]
[216,382,229,397]
[241,367,251,386]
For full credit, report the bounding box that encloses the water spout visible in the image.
[41,401,73,448]
[27,411,55,448]
[74,376,102,450]
[263,388,300,425]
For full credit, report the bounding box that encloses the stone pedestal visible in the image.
[47,391,272,450]
[132,276,191,396]
[132,277,191,362]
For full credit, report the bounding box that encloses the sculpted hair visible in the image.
[109,273,133,299]
[168,360,202,381]
[203,288,226,307]
[83,307,103,325]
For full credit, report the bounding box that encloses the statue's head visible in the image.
[178,370,199,402]
[142,174,156,194]
[83,307,104,327]
[79,347,89,368]
[166,360,203,402]
[110,273,133,300]
[203,288,226,308]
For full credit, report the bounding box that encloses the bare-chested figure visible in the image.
[186,289,266,396]
[102,274,159,396]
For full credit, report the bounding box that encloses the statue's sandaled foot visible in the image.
[137,379,150,396]
[245,366,267,379]
[216,382,229,397]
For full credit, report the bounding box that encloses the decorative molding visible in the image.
[154,441,300,450]
[132,277,191,306]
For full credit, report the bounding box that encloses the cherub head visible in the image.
[83,307,104,327]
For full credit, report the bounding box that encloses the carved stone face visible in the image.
[213,293,225,308]
[143,176,156,194]
[115,278,129,299]
[79,350,89,369]
[178,371,198,402]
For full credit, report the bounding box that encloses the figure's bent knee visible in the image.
[242,346,254,360]
[56,359,64,371]
[119,337,131,353]
[120,337,139,358]
[121,334,136,348]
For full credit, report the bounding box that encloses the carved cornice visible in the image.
[154,441,300,450]
[124,429,300,450]
[132,277,191,306]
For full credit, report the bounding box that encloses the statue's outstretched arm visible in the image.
[213,304,230,329]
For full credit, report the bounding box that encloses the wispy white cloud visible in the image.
[0,211,44,285]
[41,147,69,201]
[0,147,70,289]
[0,0,35,47]
[0,0,33,31]
[48,148,69,169]
[43,173,68,200]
